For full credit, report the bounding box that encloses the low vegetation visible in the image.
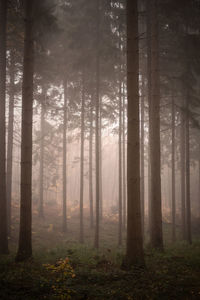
[1,207,200,299]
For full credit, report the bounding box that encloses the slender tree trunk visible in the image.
[99,98,103,221]
[62,79,67,232]
[80,75,85,243]
[180,104,186,240]
[171,91,176,242]
[122,82,127,230]
[125,0,144,267]
[38,90,45,219]
[185,97,192,244]
[139,0,146,238]
[6,50,15,235]
[147,148,151,235]
[118,21,123,244]
[89,96,94,228]
[16,0,34,261]
[199,140,200,219]
[146,0,152,236]
[94,0,100,249]
[184,31,192,243]
[118,73,122,246]
[0,0,8,254]
[38,86,47,219]
[140,75,145,238]
[148,0,163,250]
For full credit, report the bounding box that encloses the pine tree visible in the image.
[62,78,68,232]
[0,0,9,255]
[125,0,144,267]
[89,95,94,228]
[171,87,176,242]
[80,74,85,243]
[16,0,35,261]
[94,0,100,249]
[148,0,163,250]
[6,50,15,235]
[38,86,46,219]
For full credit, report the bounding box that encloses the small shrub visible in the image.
[43,257,75,299]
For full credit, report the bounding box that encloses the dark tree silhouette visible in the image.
[16,0,35,262]
[0,0,9,255]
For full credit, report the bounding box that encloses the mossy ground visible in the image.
[1,204,200,299]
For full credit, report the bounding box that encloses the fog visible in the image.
[1,0,200,298]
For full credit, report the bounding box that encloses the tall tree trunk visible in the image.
[184,30,192,243]
[180,104,186,240]
[118,21,123,244]
[148,0,163,250]
[38,89,46,219]
[16,0,34,261]
[99,99,103,220]
[146,0,152,236]
[94,0,100,249]
[171,90,176,242]
[80,75,85,243]
[147,148,151,235]
[6,50,15,235]
[139,0,146,240]
[118,73,122,246]
[62,79,67,232]
[122,82,127,230]
[125,0,144,267]
[199,140,200,219]
[140,75,145,238]
[185,97,191,244]
[89,96,94,228]
[0,0,8,254]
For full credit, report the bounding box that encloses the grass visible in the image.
[1,242,200,299]
[1,204,200,299]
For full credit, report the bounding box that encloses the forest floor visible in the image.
[0,203,200,299]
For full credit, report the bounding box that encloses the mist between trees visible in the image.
[0,0,200,270]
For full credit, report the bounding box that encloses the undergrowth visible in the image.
[1,210,200,299]
[0,240,200,299]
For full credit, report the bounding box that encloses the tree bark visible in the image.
[199,140,200,219]
[6,50,15,235]
[125,0,144,267]
[80,74,85,243]
[38,88,46,219]
[140,75,145,238]
[146,0,152,236]
[171,90,176,242]
[89,96,94,228]
[62,79,67,232]
[118,72,122,246]
[180,104,186,240]
[94,0,100,249]
[148,0,163,250]
[99,97,103,220]
[118,19,123,244]
[16,0,34,261]
[122,82,127,230]
[185,97,191,243]
[0,0,8,254]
